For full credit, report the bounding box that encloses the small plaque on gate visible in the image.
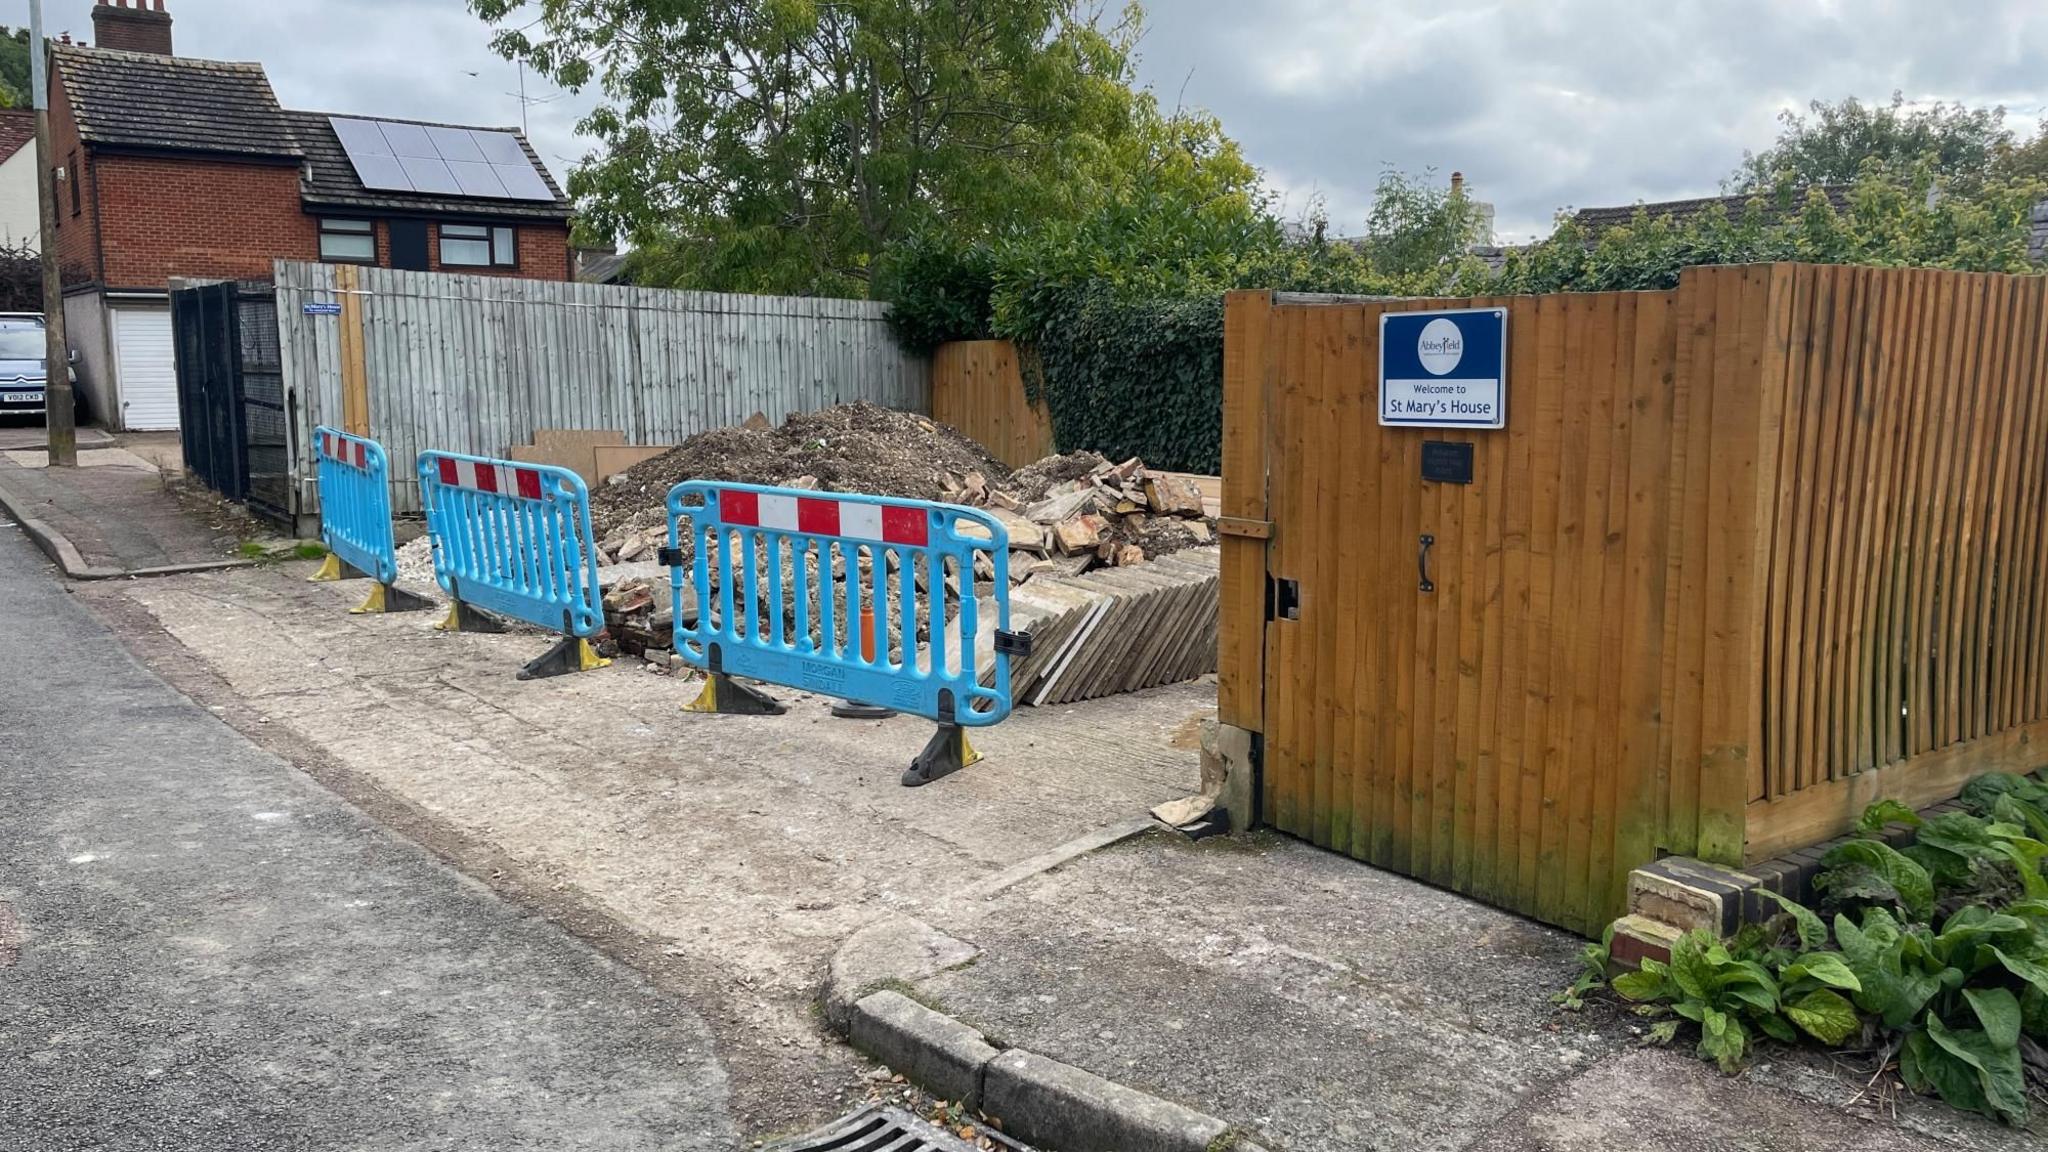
[1420,440,1474,484]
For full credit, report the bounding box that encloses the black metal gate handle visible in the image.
[1418,534,1435,593]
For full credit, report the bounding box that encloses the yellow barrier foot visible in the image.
[350,582,435,615]
[517,636,612,680]
[902,723,979,787]
[682,672,786,716]
[435,600,508,633]
[307,553,352,582]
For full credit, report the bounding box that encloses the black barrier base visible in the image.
[352,582,435,615]
[902,723,980,787]
[436,600,509,634]
[830,701,896,720]
[683,672,787,715]
[517,636,611,680]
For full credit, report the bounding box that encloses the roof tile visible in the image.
[53,43,299,158]
[0,110,32,164]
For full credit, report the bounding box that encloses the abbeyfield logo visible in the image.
[1417,317,1464,375]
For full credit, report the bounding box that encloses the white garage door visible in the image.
[113,307,178,431]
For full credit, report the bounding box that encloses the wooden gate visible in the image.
[1223,269,1766,935]
[1222,265,2048,935]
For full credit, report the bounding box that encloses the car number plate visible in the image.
[0,391,40,403]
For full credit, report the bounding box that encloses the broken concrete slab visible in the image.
[823,913,981,1032]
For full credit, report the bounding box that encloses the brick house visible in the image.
[49,0,573,431]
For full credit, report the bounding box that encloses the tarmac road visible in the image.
[0,525,738,1150]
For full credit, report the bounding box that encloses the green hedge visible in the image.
[1032,284,1224,474]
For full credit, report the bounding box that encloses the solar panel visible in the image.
[328,116,557,202]
[447,160,509,199]
[491,162,555,201]
[427,126,486,164]
[400,156,462,195]
[330,116,394,157]
[379,121,439,159]
[348,153,413,193]
[470,131,529,166]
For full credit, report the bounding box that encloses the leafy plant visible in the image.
[1815,837,1936,920]
[1614,915,1863,1072]
[1593,770,2048,1126]
[1556,923,1614,1011]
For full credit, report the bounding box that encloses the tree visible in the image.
[0,27,30,108]
[1501,163,2046,295]
[1353,167,1491,286]
[1991,119,2048,186]
[470,0,1160,297]
[1729,93,2013,192]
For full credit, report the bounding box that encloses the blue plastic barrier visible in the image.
[309,426,427,614]
[664,481,1031,785]
[417,450,610,679]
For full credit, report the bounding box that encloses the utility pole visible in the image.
[30,0,75,466]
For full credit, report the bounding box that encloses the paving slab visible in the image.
[0,423,115,451]
[0,453,244,573]
[908,831,2018,1152]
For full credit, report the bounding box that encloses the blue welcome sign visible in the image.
[1379,307,1508,429]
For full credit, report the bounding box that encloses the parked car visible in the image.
[0,312,78,422]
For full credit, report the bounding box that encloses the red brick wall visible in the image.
[91,5,175,56]
[93,154,316,289]
[48,68,99,286]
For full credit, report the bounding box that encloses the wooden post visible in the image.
[336,263,370,436]
[1218,290,1273,734]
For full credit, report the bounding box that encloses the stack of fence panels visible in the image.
[984,548,1219,706]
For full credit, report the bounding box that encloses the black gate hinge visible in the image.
[656,545,686,567]
[994,629,1033,658]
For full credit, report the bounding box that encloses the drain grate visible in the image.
[765,1104,1034,1152]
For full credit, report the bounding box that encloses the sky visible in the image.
[11,0,2048,242]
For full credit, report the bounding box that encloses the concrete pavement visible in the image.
[0,527,739,1149]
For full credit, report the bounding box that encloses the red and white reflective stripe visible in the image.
[322,432,368,470]
[433,457,546,500]
[719,490,928,547]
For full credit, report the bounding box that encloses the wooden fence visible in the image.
[1220,263,2048,935]
[274,261,928,515]
[930,340,1056,469]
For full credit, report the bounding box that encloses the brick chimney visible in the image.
[92,0,173,56]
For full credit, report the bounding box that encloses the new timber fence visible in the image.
[272,261,929,518]
[1220,263,2048,935]
[929,340,1056,469]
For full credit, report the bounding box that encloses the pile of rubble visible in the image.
[574,408,1221,698]
[949,453,1212,582]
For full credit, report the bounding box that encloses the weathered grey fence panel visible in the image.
[274,260,928,515]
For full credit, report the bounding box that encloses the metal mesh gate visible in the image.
[171,279,288,525]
